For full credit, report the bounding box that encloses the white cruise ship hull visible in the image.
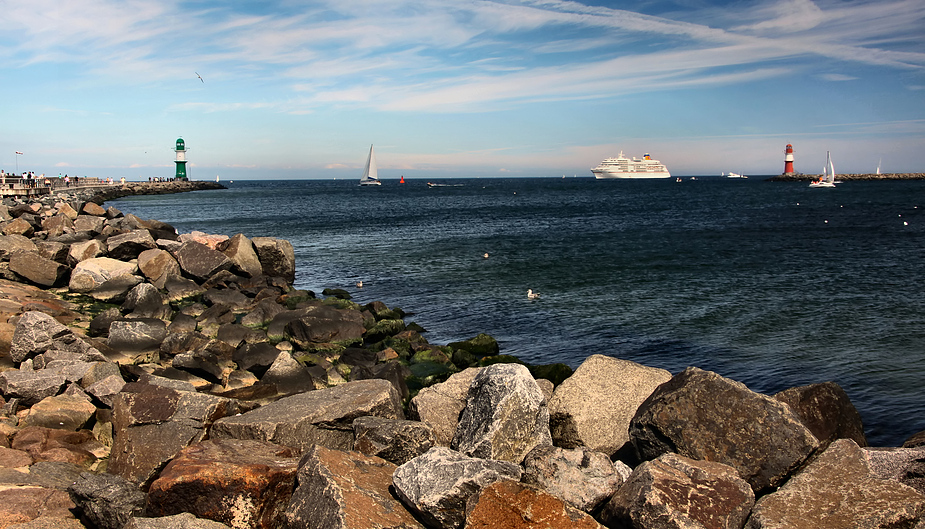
[592,169,671,179]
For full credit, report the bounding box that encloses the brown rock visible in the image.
[747,439,925,529]
[11,427,100,468]
[407,368,481,447]
[465,480,604,529]
[81,202,106,216]
[283,444,423,529]
[0,446,34,468]
[9,250,69,288]
[3,217,35,237]
[0,487,76,527]
[251,237,295,282]
[219,233,263,278]
[173,241,233,282]
[600,452,754,529]
[630,367,820,493]
[146,439,299,529]
[774,381,867,448]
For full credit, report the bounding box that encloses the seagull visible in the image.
[195,72,204,83]
[527,289,540,300]
[356,281,363,288]
[483,252,489,259]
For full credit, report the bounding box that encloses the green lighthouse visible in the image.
[174,138,188,180]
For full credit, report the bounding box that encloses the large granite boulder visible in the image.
[41,213,75,238]
[408,368,481,447]
[211,379,404,452]
[174,241,233,282]
[521,444,625,513]
[630,367,820,493]
[146,439,299,529]
[746,439,925,528]
[864,445,925,496]
[258,351,315,396]
[9,311,101,364]
[123,512,232,528]
[20,394,97,430]
[106,229,157,260]
[67,239,106,266]
[9,250,69,287]
[352,415,436,466]
[774,381,867,449]
[0,234,37,261]
[548,354,671,458]
[464,480,604,529]
[68,257,137,293]
[600,452,754,529]
[252,237,295,282]
[0,370,67,407]
[392,446,522,529]
[283,444,424,529]
[108,382,246,487]
[67,471,146,529]
[218,233,263,278]
[136,248,181,286]
[284,305,366,347]
[121,282,171,320]
[451,363,551,464]
[73,214,106,234]
[107,319,168,357]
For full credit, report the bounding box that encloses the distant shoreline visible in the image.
[767,173,925,182]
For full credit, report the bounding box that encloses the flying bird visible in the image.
[195,72,204,83]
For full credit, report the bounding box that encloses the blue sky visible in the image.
[1,0,923,179]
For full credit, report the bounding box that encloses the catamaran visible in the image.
[359,145,381,186]
[810,151,836,188]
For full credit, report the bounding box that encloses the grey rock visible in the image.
[630,367,820,493]
[353,415,436,466]
[121,283,171,320]
[408,368,481,447]
[84,374,126,408]
[73,214,106,234]
[171,339,236,385]
[252,237,295,282]
[548,354,671,457]
[218,233,263,278]
[174,240,233,281]
[107,319,168,355]
[284,305,366,347]
[0,369,66,406]
[600,452,755,529]
[136,248,181,285]
[0,233,37,260]
[391,446,522,529]
[259,351,315,396]
[10,311,73,363]
[88,273,143,302]
[233,342,282,375]
[451,363,551,464]
[68,257,137,293]
[211,379,404,452]
[9,249,69,287]
[865,445,925,495]
[240,298,286,328]
[123,512,231,528]
[521,444,625,513]
[747,439,925,529]
[67,471,146,529]
[106,229,157,260]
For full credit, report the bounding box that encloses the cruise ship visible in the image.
[591,152,671,179]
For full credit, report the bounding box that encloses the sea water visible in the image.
[110,177,925,446]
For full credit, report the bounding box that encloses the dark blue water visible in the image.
[110,177,925,446]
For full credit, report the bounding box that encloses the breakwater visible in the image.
[768,172,925,181]
[0,182,922,527]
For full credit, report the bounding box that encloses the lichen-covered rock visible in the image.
[68,257,137,293]
[146,439,299,529]
[211,379,404,452]
[548,354,671,458]
[600,452,754,529]
[774,381,867,449]
[408,368,481,447]
[67,471,146,529]
[174,241,233,282]
[464,480,604,529]
[283,444,423,529]
[521,444,624,513]
[252,237,295,282]
[451,363,551,464]
[747,439,925,529]
[353,416,435,466]
[630,367,820,493]
[392,447,522,529]
[218,233,263,278]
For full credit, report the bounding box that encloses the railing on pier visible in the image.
[0,175,108,197]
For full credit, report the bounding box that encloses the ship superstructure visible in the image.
[591,152,671,179]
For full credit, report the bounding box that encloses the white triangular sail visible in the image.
[824,151,835,184]
[359,145,380,186]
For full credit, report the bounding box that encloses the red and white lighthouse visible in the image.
[783,144,795,175]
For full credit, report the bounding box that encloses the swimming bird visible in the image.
[356,281,363,288]
[483,252,489,259]
[527,289,540,300]
[196,72,204,83]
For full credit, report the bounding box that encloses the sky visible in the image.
[1,0,924,180]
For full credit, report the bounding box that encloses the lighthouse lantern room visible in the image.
[175,138,188,181]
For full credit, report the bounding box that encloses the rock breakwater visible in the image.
[768,172,925,182]
[0,183,922,528]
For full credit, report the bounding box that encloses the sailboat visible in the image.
[876,158,882,175]
[358,145,381,186]
[809,151,836,188]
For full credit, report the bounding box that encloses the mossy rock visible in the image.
[369,336,413,360]
[408,360,456,380]
[364,319,406,342]
[322,288,352,300]
[528,363,573,387]
[411,347,452,366]
[478,354,524,367]
[448,333,499,357]
[406,321,427,333]
[451,348,477,369]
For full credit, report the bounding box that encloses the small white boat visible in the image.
[359,145,381,186]
[723,172,747,178]
[810,151,836,188]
